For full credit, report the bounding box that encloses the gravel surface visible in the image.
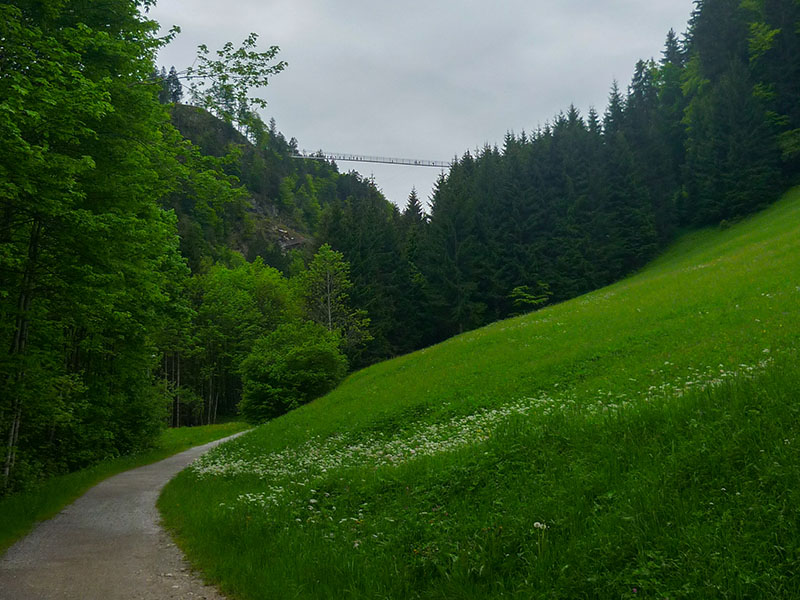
[0,433,248,600]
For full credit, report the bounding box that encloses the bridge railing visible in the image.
[292,151,450,169]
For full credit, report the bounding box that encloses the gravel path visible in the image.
[0,433,248,600]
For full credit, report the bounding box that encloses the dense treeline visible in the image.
[155,246,364,430]
[0,0,190,491]
[167,0,800,363]
[0,0,358,493]
[314,0,800,354]
[155,107,386,422]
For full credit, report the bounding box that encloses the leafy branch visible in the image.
[185,33,287,128]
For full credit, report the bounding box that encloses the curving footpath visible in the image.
[0,433,248,600]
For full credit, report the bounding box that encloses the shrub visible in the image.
[239,321,347,423]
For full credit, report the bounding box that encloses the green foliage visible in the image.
[297,243,371,356]
[152,65,183,104]
[185,258,297,422]
[239,321,347,423]
[749,21,781,61]
[161,187,800,600]
[159,120,251,272]
[778,128,800,160]
[5,0,797,529]
[186,33,287,130]
[167,105,384,274]
[320,0,792,354]
[679,0,791,225]
[0,0,185,492]
[0,1,295,494]
[167,66,183,103]
[508,282,551,316]
[155,0,799,378]
[315,181,409,363]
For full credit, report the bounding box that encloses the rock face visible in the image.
[0,434,246,600]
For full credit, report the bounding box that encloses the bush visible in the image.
[239,321,347,423]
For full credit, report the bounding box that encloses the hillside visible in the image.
[166,104,392,274]
[160,188,800,599]
[164,0,800,365]
[165,104,311,271]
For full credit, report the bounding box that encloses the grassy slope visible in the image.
[161,188,800,599]
[0,421,249,554]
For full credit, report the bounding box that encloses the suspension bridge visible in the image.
[292,151,451,169]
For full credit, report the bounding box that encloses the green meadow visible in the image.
[160,188,800,599]
[0,421,249,554]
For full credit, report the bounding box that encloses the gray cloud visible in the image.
[150,0,695,207]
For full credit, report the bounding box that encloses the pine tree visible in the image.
[625,59,679,241]
[603,81,626,137]
[601,130,659,277]
[746,0,800,178]
[683,0,782,223]
[403,187,425,225]
[657,30,689,222]
[587,107,603,136]
[687,60,781,223]
[686,0,750,79]
[167,66,183,104]
[661,28,685,68]
[158,66,170,103]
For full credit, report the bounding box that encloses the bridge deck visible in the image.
[292,152,450,168]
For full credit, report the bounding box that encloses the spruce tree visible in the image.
[684,1,782,223]
[746,0,800,179]
[626,59,679,241]
[167,65,183,104]
[419,163,484,338]
[603,81,626,137]
[662,28,685,68]
[403,187,425,225]
[657,30,689,225]
[158,66,170,103]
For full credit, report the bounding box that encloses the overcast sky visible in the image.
[149,0,696,209]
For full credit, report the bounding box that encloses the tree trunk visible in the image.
[3,402,23,491]
[166,353,172,427]
[212,388,219,425]
[176,352,181,428]
[206,375,213,426]
[326,271,333,331]
[3,218,42,490]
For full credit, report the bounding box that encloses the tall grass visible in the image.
[164,363,800,599]
[0,421,249,554]
[160,187,800,599]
